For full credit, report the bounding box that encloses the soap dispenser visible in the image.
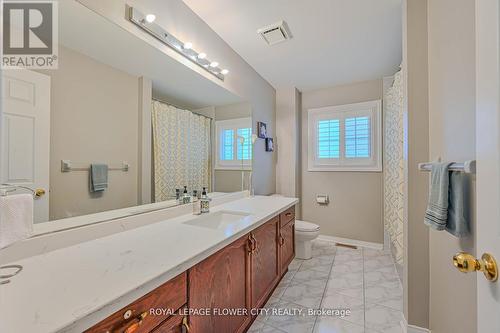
[182,186,191,204]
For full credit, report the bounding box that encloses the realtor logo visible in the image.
[2,1,58,69]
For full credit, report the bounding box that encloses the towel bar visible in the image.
[418,160,476,174]
[61,160,129,172]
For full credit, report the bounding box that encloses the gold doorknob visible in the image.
[453,252,498,282]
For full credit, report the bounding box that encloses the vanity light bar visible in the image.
[127,6,227,81]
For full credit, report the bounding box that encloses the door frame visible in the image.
[476,0,500,332]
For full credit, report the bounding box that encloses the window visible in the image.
[216,118,252,170]
[308,100,382,172]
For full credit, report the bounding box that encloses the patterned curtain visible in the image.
[384,70,404,265]
[152,100,211,202]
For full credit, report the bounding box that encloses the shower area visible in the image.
[383,69,405,280]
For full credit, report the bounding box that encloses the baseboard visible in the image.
[317,235,383,250]
[408,325,431,333]
[400,316,431,333]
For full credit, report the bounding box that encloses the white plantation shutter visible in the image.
[345,116,371,158]
[308,100,382,172]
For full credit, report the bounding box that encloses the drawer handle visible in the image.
[285,212,293,217]
[122,311,147,333]
[279,235,285,246]
[247,236,253,255]
[182,316,191,332]
[251,234,257,253]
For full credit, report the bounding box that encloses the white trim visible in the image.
[215,167,252,171]
[307,100,383,172]
[408,325,431,333]
[317,234,383,250]
[138,77,152,204]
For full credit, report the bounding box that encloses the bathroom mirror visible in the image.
[0,1,253,230]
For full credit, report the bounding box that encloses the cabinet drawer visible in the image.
[152,311,187,333]
[279,206,295,228]
[85,272,187,333]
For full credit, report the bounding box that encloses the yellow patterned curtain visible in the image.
[384,70,404,266]
[152,101,211,202]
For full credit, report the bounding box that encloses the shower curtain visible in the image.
[152,100,211,202]
[384,70,404,265]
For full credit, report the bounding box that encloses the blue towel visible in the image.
[90,164,108,192]
[446,171,471,237]
[424,162,452,231]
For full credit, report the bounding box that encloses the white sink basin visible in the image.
[183,210,252,232]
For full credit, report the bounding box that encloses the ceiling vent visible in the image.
[257,20,292,46]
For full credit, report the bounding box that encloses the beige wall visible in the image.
[404,0,430,328]
[41,46,139,220]
[78,0,276,195]
[301,80,384,243]
[427,0,477,332]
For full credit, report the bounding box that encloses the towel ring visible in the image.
[0,264,23,285]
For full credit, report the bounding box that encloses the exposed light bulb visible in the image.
[183,42,193,50]
[197,52,207,59]
[145,14,156,23]
[221,69,229,75]
[210,61,219,68]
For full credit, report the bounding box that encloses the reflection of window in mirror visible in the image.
[215,118,252,170]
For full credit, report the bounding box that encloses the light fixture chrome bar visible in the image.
[127,6,226,81]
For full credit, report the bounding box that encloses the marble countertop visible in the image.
[0,195,298,333]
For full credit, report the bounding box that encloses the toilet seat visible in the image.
[295,220,320,232]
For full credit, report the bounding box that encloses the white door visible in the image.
[1,69,50,223]
[476,0,500,332]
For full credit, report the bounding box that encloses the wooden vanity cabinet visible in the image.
[151,312,187,333]
[249,216,280,309]
[84,272,187,333]
[86,206,296,333]
[188,235,251,333]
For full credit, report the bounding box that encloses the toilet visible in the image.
[270,194,321,260]
[295,220,321,260]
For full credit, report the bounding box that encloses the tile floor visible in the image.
[248,239,404,333]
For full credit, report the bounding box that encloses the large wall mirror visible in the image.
[0,1,254,232]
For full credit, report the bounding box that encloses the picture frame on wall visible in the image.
[265,138,274,152]
[257,121,267,139]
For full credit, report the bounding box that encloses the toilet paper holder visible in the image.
[316,195,330,205]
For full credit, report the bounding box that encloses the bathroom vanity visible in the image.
[85,205,295,333]
[0,195,297,333]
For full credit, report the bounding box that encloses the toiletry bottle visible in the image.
[192,190,198,202]
[200,187,210,213]
[175,189,181,203]
[183,186,190,204]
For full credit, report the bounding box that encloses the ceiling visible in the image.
[59,1,242,109]
[183,0,402,91]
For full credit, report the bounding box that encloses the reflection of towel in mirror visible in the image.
[0,194,33,249]
[90,164,108,192]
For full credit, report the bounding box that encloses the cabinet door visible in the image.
[188,236,251,333]
[251,217,280,309]
[280,221,295,274]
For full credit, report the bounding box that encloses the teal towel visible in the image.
[90,164,108,192]
[424,162,452,230]
[446,171,471,237]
